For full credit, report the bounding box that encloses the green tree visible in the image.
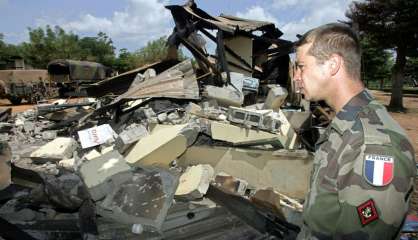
[113,48,137,73]
[347,0,418,111]
[134,36,170,66]
[21,25,82,68]
[0,33,23,68]
[404,57,418,87]
[360,35,392,89]
[79,32,116,66]
[113,36,186,73]
[133,36,186,67]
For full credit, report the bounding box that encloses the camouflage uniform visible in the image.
[298,90,416,239]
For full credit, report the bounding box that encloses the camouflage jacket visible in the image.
[298,90,416,240]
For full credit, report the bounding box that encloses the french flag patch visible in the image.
[364,154,394,186]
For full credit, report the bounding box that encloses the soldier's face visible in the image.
[294,43,329,101]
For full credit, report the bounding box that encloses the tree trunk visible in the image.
[389,45,406,111]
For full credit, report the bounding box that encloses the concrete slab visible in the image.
[79,150,131,200]
[263,85,288,110]
[58,158,75,170]
[203,85,243,107]
[185,102,202,115]
[179,122,201,146]
[175,164,214,200]
[82,149,101,161]
[30,137,77,163]
[210,121,282,146]
[282,110,312,131]
[97,167,179,231]
[178,145,312,200]
[125,124,187,168]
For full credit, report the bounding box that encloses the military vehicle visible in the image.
[47,59,112,97]
[0,69,51,104]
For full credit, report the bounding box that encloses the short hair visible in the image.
[295,23,361,80]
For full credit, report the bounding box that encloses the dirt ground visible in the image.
[1,90,418,214]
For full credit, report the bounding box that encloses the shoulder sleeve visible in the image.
[333,119,414,239]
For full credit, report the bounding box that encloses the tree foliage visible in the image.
[360,35,392,89]
[135,36,173,66]
[78,32,116,67]
[404,57,418,87]
[21,25,83,68]
[13,25,116,69]
[347,0,418,111]
[1,26,186,74]
[0,33,23,68]
[113,48,137,73]
[113,36,185,73]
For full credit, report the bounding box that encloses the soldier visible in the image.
[293,23,416,239]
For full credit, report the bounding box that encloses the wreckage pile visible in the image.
[0,2,321,239]
[0,59,311,240]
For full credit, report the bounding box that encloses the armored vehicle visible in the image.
[47,59,112,96]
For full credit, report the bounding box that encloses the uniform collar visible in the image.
[330,89,374,135]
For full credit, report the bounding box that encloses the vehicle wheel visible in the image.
[9,96,22,105]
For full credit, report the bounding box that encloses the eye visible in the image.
[296,64,305,71]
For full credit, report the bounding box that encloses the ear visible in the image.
[327,54,341,76]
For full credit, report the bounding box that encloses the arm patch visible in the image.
[357,199,379,226]
[363,153,394,187]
